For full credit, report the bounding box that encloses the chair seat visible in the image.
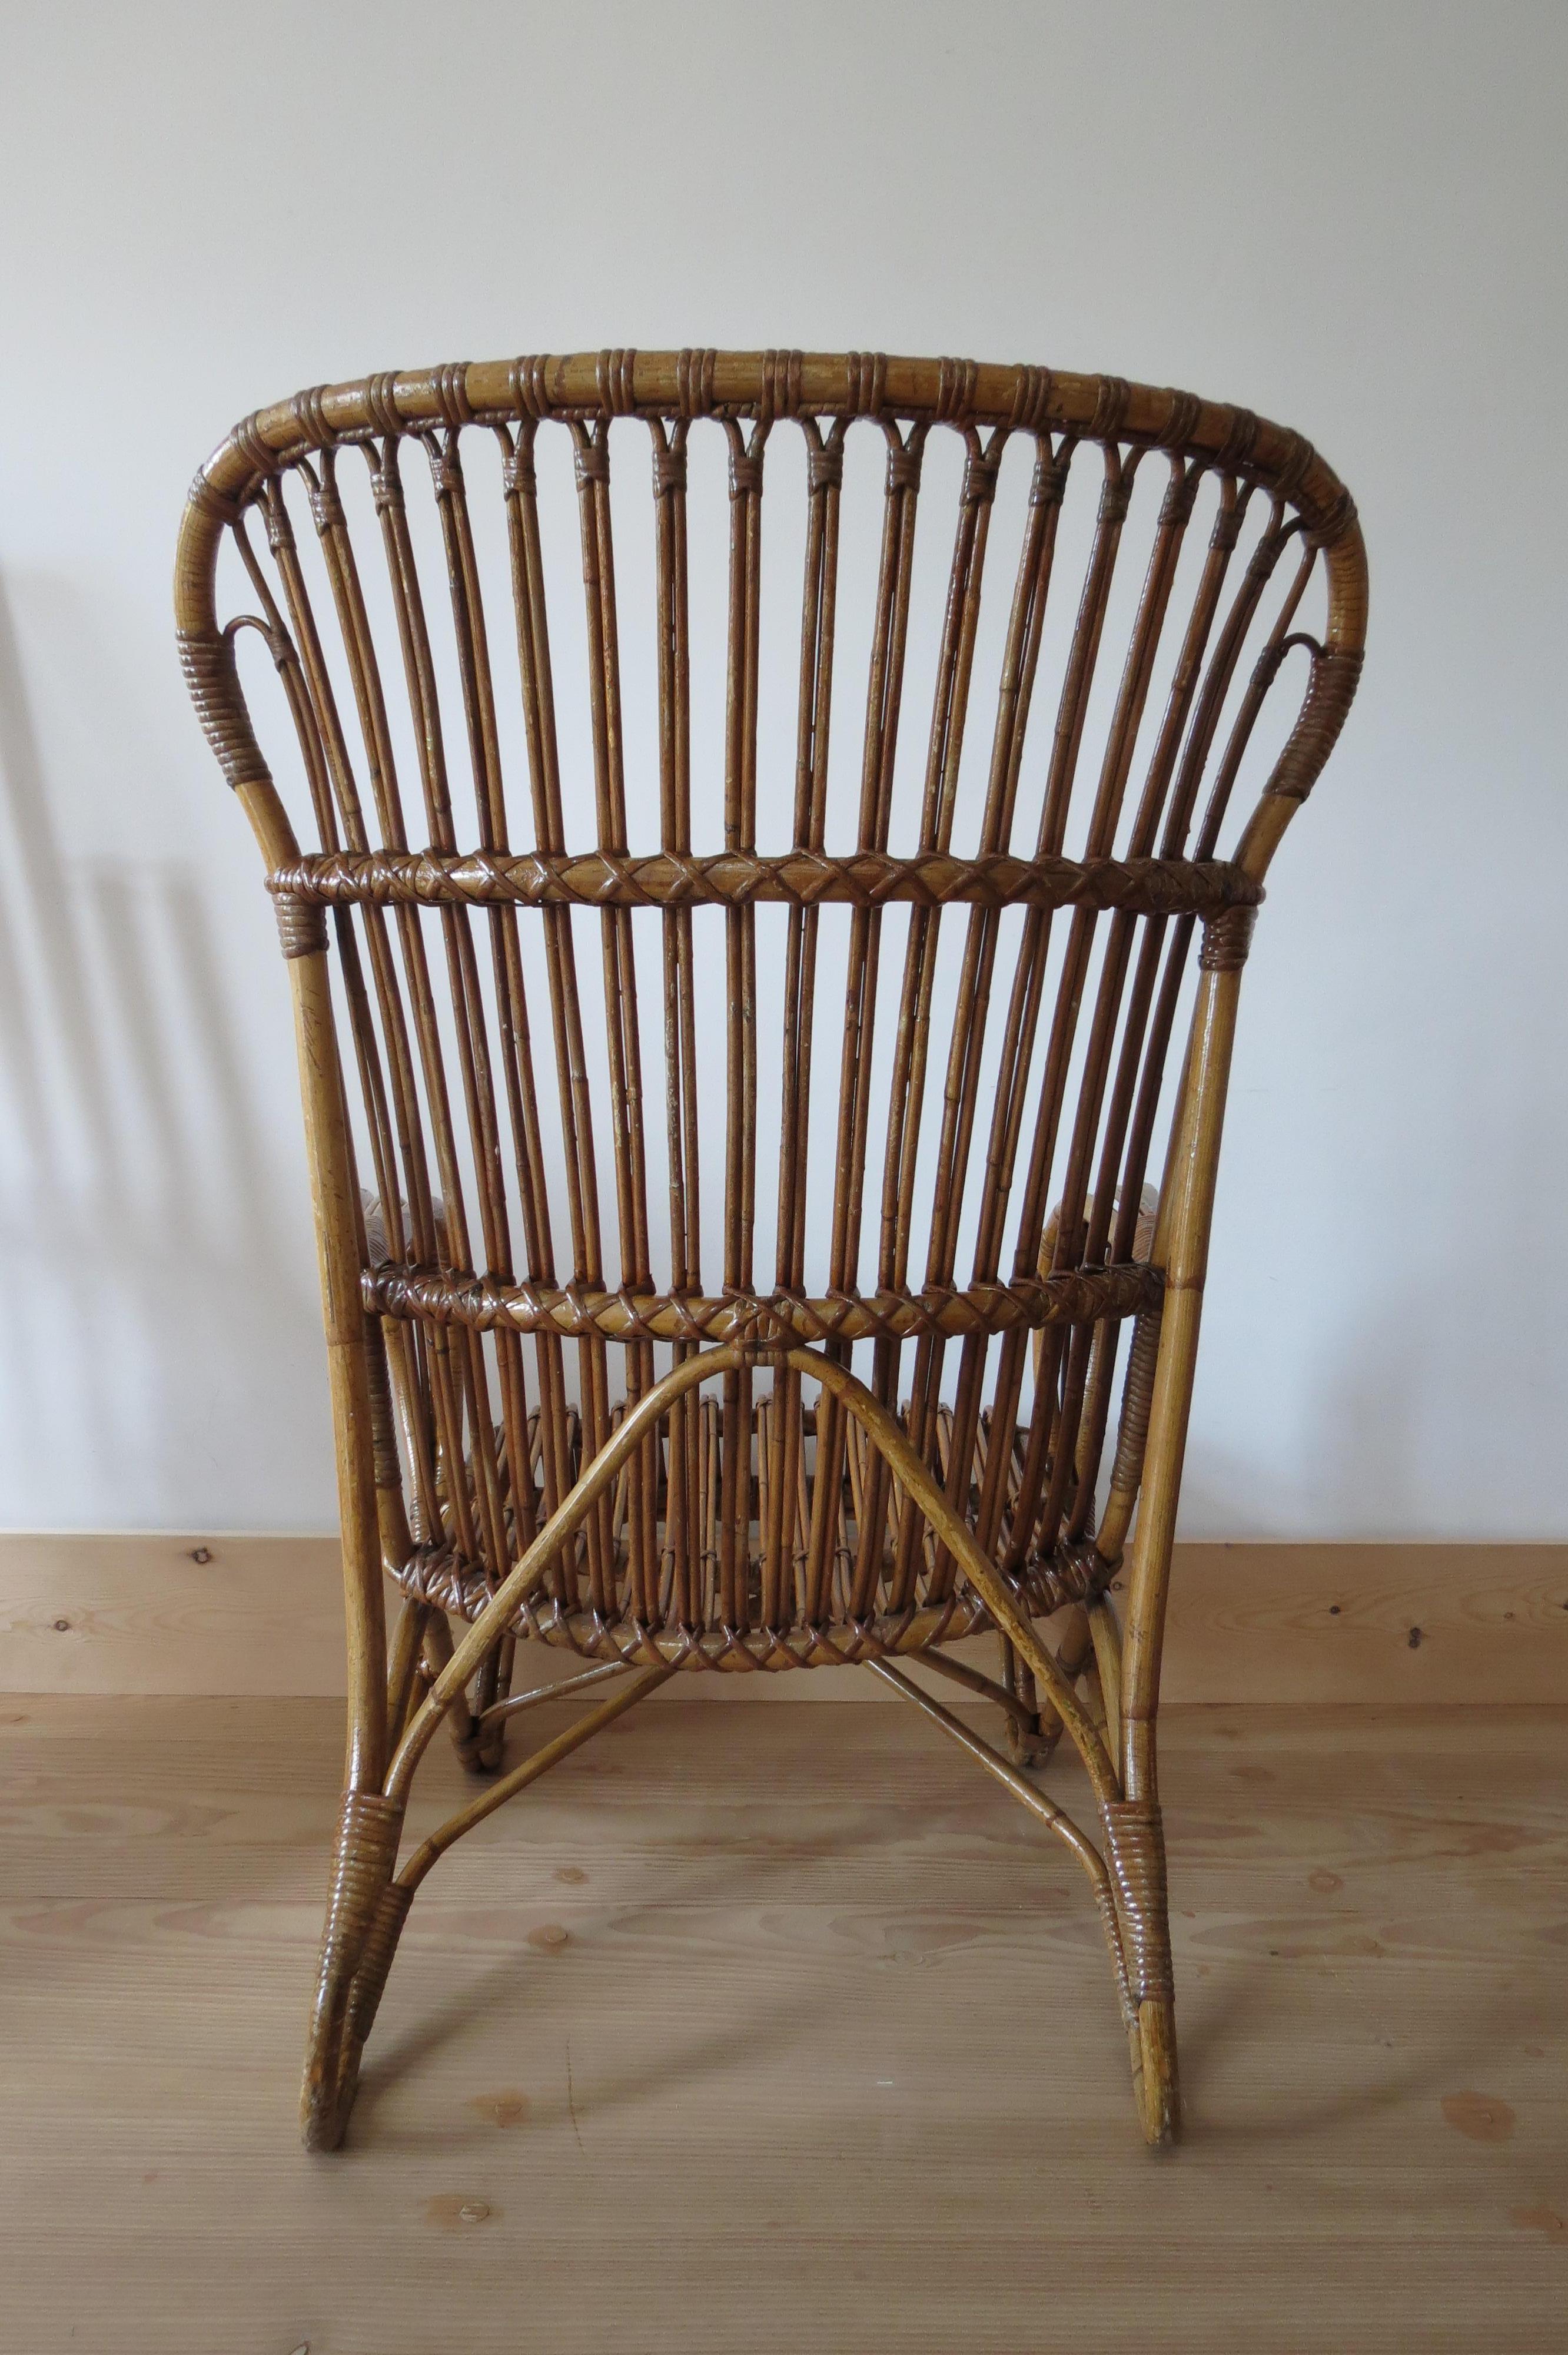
[387,1394,1116,1671]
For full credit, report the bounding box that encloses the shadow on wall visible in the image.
[0,568,327,1528]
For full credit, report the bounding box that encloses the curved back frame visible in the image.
[175,351,1366,1695]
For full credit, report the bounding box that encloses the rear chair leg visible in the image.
[998,1635,1048,1766]
[1000,1607,1101,1773]
[421,1609,490,1774]
[471,1635,515,1773]
[337,1879,414,2117]
[1133,1994,1181,2148]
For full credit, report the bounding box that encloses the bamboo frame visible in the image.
[175,350,1367,2152]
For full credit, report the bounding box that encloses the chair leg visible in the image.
[1003,1605,1100,1772]
[419,1609,491,1775]
[1104,1796,1180,2148]
[1132,1995,1181,2148]
[997,1636,1048,1766]
[336,1879,415,2120]
[1099,963,1245,2147]
[300,1788,406,2151]
[471,1638,513,1773]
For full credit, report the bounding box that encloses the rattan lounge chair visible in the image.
[176,350,1366,2149]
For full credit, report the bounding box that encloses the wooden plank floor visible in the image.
[1,1694,1563,2352]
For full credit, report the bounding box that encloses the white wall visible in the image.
[0,0,1563,1538]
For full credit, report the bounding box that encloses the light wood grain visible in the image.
[0,1694,1562,2351]
[0,1534,349,1694]
[2,1534,1564,1703]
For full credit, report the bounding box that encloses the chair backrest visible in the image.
[177,351,1365,1663]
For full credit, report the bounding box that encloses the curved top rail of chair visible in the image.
[179,349,1357,545]
[174,350,1368,891]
